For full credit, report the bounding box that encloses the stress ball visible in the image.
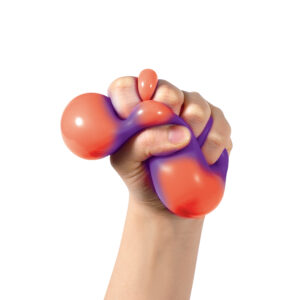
[61,69,229,218]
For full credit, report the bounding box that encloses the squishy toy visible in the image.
[61,69,229,218]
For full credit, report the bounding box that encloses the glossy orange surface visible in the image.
[158,157,225,217]
[61,93,119,159]
[138,69,158,101]
[60,69,227,218]
[135,100,173,126]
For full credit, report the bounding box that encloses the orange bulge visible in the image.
[158,157,225,217]
[135,101,173,127]
[138,69,158,101]
[61,93,119,159]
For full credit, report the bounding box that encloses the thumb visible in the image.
[132,125,191,162]
[110,125,191,172]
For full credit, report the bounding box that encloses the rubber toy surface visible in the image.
[61,69,229,218]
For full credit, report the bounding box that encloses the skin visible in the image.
[104,76,232,300]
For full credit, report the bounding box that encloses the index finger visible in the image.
[107,76,140,119]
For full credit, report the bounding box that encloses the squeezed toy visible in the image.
[61,69,229,218]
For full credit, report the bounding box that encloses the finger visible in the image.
[180,91,211,137]
[201,105,231,165]
[152,79,184,115]
[226,138,233,155]
[107,76,140,119]
[110,125,191,173]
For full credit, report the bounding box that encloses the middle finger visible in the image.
[152,79,184,115]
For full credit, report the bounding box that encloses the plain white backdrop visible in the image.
[0,0,299,299]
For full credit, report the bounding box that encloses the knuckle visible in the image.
[118,102,131,117]
[108,76,135,93]
[189,91,202,99]
[155,81,184,107]
[227,140,233,153]
[184,104,208,123]
[201,101,211,116]
[139,129,156,150]
[212,106,231,136]
[213,106,225,117]
[208,133,227,148]
[217,119,231,137]
[225,121,232,136]
[222,118,232,137]
[182,93,211,125]
[138,127,169,156]
[186,91,210,114]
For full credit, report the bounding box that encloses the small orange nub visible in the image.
[138,69,158,101]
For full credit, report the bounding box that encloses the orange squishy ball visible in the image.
[61,93,119,159]
[158,157,225,217]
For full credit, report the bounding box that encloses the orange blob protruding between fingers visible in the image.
[61,93,119,160]
[138,69,158,101]
[158,157,225,218]
[135,101,173,127]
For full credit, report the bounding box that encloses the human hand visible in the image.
[108,75,232,218]
[105,75,232,299]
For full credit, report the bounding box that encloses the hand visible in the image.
[105,75,233,300]
[107,76,232,216]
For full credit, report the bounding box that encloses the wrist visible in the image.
[105,196,204,300]
[127,195,204,241]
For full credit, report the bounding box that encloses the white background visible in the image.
[0,0,299,299]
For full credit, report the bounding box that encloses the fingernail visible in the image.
[168,126,190,145]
